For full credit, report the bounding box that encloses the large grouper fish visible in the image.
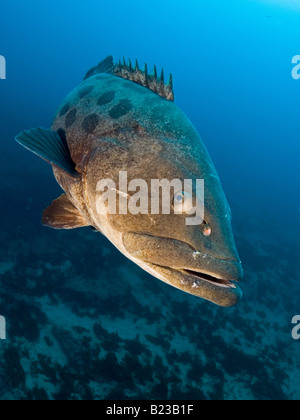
[16,56,243,307]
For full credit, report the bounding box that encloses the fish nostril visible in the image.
[203,225,212,237]
[200,220,212,237]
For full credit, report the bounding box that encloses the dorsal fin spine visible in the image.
[144,63,149,85]
[169,73,173,90]
[161,69,165,85]
[85,56,174,102]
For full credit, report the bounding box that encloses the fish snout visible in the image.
[123,232,243,307]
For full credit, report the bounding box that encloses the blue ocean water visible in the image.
[0,0,299,400]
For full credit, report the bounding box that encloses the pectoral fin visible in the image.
[42,194,90,230]
[15,128,77,176]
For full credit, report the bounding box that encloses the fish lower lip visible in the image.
[182,269,236,288]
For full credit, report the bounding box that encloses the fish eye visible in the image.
[174,192,184,205]
[173,191,194,213]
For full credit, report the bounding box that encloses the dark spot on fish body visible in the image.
[109,99,133,120]
[82,113,100,134]
[65,108,77,128]
[78,85,94,99]
[97,91,116,106]
[59,103,70,117]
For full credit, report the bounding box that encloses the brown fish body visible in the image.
[16,57,243,307]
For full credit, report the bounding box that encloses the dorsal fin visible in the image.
[83,55,115,80]
[84,56,175,102]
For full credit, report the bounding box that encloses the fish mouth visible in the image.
[150,265,239,289]
[180,269,238,288]
[144,263,243,307]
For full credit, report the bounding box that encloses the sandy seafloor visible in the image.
[0,148,299,401]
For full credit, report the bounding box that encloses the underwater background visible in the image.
[0,0,299,400]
